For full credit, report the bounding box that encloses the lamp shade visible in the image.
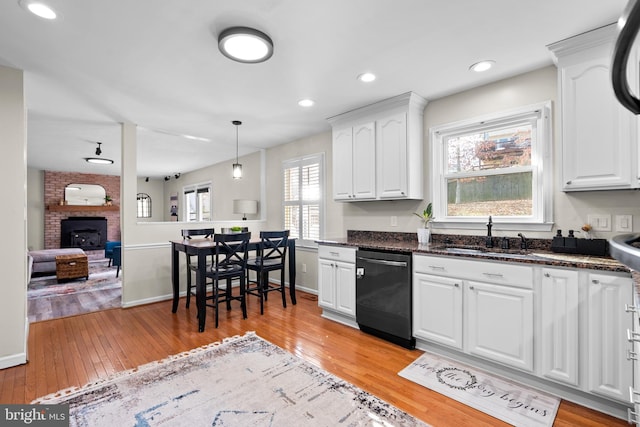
[233,199,258,217]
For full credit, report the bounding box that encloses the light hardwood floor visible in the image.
[0,291,628,426]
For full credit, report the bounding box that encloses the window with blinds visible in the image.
[184,183,211,222]
[283,153,324,245]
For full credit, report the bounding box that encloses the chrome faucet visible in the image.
[517,232,528,250]
[486,216,493,248]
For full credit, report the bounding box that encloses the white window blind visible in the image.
[283,153,324,245]
[184,183,212,222]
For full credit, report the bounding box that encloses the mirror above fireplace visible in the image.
[64,183,107,206]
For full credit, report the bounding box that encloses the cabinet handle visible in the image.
[469,286,475,290]
[566,180,572,185]
[631,387,640,405]
[591,279,600,284]
[544,273,550,277]
[454,283,459,288]
[629,408,639,425]
[330,252,340,257]
[625,304,637,313]
[428,265,445,271]
[627,349,638,361]
[401,192,405,195]
[482,272,504,279]
[628,329,640,343]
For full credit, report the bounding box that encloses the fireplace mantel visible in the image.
[47,205,119,212]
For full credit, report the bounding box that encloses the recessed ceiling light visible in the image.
[218,27,274,63]
[469,60,495,72]
[357,72,376,83]
[298,99,315,107]
[19,0,57,19]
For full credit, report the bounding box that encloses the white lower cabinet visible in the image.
[539,267,580,386]
[413,273,462,349]
[465,280,534,372]
[629,301,640,425]
[318,246,356,324]
[413,254,635,416]
[587,272,633,403]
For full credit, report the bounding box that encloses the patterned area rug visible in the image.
[33,332,429,427]
[28,260,120,298]
[399,352,559,427]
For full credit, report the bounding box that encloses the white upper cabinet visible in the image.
[549,24,639,191]
[328,92,427,201]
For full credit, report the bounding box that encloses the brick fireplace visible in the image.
[44,171,121,250]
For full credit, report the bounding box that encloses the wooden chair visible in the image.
[181,228,214,308]
[245,230,289,314]
[204,231,251,328]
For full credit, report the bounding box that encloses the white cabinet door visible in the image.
[332,127,354,200]
[335,261,356,317]
[587,272,633,402]
[539,268,580,386]
[318,258,336,309]
[465,281,534,372]
[413,272,463,349]
[377,112,408,199]
[352,122,376,200]
[560,55,637,191]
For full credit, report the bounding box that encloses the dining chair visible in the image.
[181,228,214,308]
[204,231,251,328]
[245,230,289,315]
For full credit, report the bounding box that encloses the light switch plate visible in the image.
[615,214,633,232]
[587,214,612,231]
[390,216,398,227]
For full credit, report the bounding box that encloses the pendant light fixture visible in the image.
[85,142,114,164]
[232,120,242,179]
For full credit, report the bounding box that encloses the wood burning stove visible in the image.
[61,217,107,250]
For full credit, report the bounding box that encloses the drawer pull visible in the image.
[625,304,637,313]
[591,279,600,284]
[454,283,459,288]
[69,262,76,266]
[428,265,445,271]
[630,387,640,405]
[544,273,550,277]
[482,272,504,279]
[628,329,640,343]
[629,407,639,424]
[329,252,340,257]
[469,286,475,290]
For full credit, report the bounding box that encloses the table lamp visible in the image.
[233,199,258,220]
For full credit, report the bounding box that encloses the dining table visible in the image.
[170,237,296,332]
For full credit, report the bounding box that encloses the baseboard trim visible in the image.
[0,352,27,370]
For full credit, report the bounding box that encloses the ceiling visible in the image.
[0,0,629,178]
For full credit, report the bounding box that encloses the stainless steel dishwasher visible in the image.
[355,249,414,349]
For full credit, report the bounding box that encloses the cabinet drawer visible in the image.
[413,254,532,289]
[318,245,356,263]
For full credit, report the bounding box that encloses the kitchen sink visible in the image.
[436,246,532,260]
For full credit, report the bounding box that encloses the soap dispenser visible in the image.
[551,230,564,252]
[565,229,578,252]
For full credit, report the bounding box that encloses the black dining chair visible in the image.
[245,230,289,315]
[181,228,214,308]
[204,231,251,328]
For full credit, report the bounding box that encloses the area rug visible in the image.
[33,331,429,427]
[399,352,559,427]
[28,260,120,298]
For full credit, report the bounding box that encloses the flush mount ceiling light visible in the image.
[298,99,315,107]
[218,27,274,63]
[18,0,57,19]
[469,60,495,72]
[357,72,376,83]
[85,142,114,164]
[232,120,243,179]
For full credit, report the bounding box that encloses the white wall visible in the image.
[0,65,27,369]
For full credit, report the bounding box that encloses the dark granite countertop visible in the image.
[318,231,631,274]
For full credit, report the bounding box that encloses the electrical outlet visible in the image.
[390,216,398,227]
[587,214,612,232]
[615,214,633,232]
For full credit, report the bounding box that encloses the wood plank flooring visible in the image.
[0,291,628,426]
